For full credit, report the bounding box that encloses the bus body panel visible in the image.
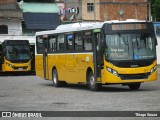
[48,54,66,81]
[39,53,94,84]
[101,60,157,84]
[2,58,31,72]
[35,55,44,79]
[101,69,157,84]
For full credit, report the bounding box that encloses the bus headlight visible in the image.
[106,67,119,76]
[150,65,157,75]
[6,63,12,67]
[28,63,31,66]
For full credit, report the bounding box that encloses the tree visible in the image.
[151,0,160,21]
[17,0,55,2]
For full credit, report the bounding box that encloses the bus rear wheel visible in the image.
[128,83,141,90]
[87,72,101,91]
[52,69,61,87]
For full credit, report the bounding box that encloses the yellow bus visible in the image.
[0,40,35,74]
[35,20,157,91]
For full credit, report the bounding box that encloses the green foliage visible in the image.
[23,0,55,2]
[151,0,160,21]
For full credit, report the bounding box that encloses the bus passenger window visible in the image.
[36,37,43,54]
[49,36,56,53]
[66,34,73,51]
[57,34,65,51]
[84,38,92,51]
[75,33,83,51]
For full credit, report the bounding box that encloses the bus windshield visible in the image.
[6,45,30,60]
[105,33,156,61]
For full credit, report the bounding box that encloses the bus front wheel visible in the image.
[128,83,141,90]
[52,69,61,87]
[87,72,101,91]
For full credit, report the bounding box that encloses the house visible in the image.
[55,0,65,21]
[64,0,82,22]
[0,0,23,40]
[0,0,36,42]
[19,2,61,34]
[82,0,100,21]
[73,0,149,21]
[99,0,149,21]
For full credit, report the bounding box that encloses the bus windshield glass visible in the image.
[6,45,30,60]
[105,33,156,60]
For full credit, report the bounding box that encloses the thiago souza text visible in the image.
[135,112,158,117]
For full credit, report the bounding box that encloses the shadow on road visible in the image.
[0,72,35,76]
[40,82,158,92]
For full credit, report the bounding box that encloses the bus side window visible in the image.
[84,38,92,51]
[36,37,43,54]
[75,33,83,51]
[57,34,65,51]
[49,36,56,53]
[83,31,92,51]
[66,34,73,51]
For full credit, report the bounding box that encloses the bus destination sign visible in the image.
[110,23,148,31]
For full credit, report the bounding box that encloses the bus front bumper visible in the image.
[101,69,157,84]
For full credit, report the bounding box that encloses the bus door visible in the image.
[92,29,104,82]
[36,36,49,79]
[42,37,49,79]
[30,43,35,72]
[65,34,76,82]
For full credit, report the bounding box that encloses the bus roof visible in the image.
[0,36,35,44]
[35,19,148,36]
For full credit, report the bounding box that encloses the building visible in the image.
[19,2,61,34]
[0,0,16,3]
[82,0,100,21]
[0,0,23,41]
[81,0,149,21]
[99,0,149,21]
[64,0,82,22]
[55,0,82,22]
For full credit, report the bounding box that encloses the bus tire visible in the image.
[128,83,141,90]
[52,69,61,87]
[87,71,101,91]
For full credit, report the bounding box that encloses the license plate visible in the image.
[18,68,23,70]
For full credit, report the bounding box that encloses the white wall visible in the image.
[156,36,160,65]
[0,18,35,44]
[0,19,22,35]
[0,35,35,44]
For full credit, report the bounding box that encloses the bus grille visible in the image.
[119,73,150,80]
[13,66,28,70]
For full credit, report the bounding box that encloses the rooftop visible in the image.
[19,2,60,13]
[0,3,22,18]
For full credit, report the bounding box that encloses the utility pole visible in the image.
[94,0,96,22]
[148,1,151,21]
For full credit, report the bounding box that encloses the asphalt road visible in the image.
[0,70,160,119]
